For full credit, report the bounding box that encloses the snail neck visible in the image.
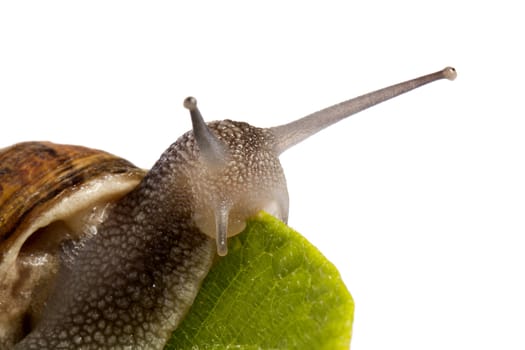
[17,144,216,350]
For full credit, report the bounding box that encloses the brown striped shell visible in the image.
[0,142,145,347]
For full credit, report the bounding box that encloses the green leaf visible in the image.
[166,212,354,350]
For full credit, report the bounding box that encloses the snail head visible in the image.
[182,67,456,256]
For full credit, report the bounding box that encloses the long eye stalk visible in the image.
[184,97,229,166]
[270,67,456,154]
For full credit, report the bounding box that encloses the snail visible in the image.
[0,67,456,349]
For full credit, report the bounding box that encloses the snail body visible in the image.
[0,67,456,349]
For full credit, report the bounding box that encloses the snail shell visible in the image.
[0,142,144,347]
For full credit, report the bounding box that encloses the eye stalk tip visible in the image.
[184,96,198,111]
[442,67,457,81]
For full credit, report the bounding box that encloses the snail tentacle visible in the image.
[215,202,230,257]
[184,96,229,167]
[270,67,457,154]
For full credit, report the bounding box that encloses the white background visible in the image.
[1,2,524,349]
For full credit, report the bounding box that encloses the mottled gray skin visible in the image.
[15,120,285,350]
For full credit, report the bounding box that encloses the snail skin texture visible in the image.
[0,67,456,350]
